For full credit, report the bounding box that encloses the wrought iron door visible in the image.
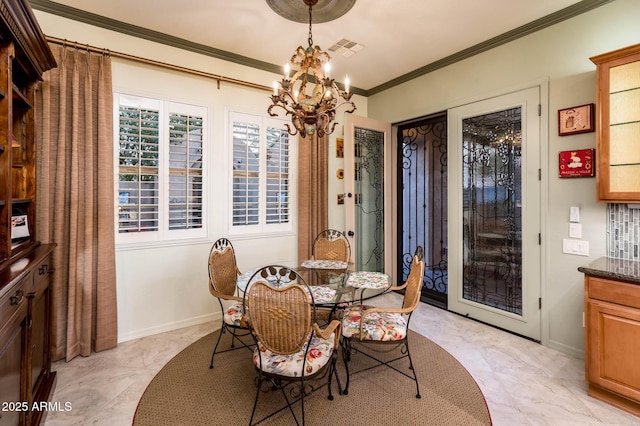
[398,113,448,307]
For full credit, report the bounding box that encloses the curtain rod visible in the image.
[45,36,272,92]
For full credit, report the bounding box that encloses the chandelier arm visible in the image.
[283,122,298,137]
[336,100,357,115]
[289,67,308,86]
[326,121,339,137]
[267,103,284,118]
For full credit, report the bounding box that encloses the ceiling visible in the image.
[31,0,611,95]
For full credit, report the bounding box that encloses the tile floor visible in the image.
[44,293,640,425]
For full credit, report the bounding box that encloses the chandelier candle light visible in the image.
[268,0,356,138]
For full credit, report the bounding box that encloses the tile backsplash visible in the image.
[608,203,640,260]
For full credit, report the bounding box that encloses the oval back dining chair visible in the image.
[243,265,342,426]
[340,247,426,398]
[207,238,253,369]
[312,229,351,263]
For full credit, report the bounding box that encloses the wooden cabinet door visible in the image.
[0,304,28,426]
[29,288,47,397]
[586,299,640,402]
[591,43,640,202]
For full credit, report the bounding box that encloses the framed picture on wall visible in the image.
[336,138,344,158]
[558,103,595,136]
[559,148,595,178]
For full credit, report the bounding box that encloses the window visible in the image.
[230,112,294,235]
[115,94,207,243]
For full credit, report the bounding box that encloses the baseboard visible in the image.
[117,312,222,343]
[547,339,584,359]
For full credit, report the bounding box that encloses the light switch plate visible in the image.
[563,238,589,256]
[569,223,582,238]
[569,206,580,223]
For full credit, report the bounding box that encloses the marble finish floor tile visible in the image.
[44,296,640,425]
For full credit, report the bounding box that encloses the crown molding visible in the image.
[31,0,613,97]
[367,0,615,95]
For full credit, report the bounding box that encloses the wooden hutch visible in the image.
[0,0,56,425]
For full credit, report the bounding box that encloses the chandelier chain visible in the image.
[307,2,313,47]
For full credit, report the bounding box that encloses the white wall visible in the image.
[34,0,639,354]
[34,10,366,341]
[366,0,639,356]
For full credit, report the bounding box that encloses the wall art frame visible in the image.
[558,103,595,136]
[559,148,595,178]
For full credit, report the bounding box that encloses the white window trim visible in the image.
[114,93,209,246]
[227,110,297,238]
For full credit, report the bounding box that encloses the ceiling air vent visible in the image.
[328,39,364,57]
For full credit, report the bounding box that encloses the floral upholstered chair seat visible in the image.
[308,286,337,304]
[346,271,389,289]
[253,332,336,377]
[223,301,246,326]
[301,259,349,270]
[341,305,407,341]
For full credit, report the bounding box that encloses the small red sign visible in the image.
[559,149,595,178]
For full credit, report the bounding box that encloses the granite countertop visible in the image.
[578,257,640,284]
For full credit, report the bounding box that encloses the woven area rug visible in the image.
[134,329,491,425]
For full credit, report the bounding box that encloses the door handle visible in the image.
[347,231,355,237]
[347,192,353,198]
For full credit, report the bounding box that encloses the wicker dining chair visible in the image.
[312,229,351,263]
[244,265,342,426]
[207,238,253,369]
[340,247,425,398]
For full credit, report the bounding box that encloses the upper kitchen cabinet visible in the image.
[591,43,640,203]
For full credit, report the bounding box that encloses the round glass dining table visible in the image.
[236,261,391,307]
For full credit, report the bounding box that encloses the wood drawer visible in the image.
[31,257,51,295]
[34,257,50,285]
[587,276,640,309]
[0,272,32,333]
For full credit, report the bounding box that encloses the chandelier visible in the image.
[268,0,356,138]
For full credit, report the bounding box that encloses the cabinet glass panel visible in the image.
[610,122,640,165]
[610,61,640,92]
[607,58,640,196]
[610,89,640,125]
[610,164,640,192]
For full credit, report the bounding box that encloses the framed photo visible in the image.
[11,215,30,240]
[336,138,344,158]
[559,149,595,178]
[558,103,595,136]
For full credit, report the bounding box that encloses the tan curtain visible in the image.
[298,135,328,262]
[36,44,118,362]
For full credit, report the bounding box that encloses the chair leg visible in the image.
[327,357,335,400]
[229,325,240,348]
[275,381,301,425]
[330,354,345,397]
[340,337,351,395]
[249,373,262,426]
[300,379,305,426]
[209,323,227,369]
[404,339,421,399]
